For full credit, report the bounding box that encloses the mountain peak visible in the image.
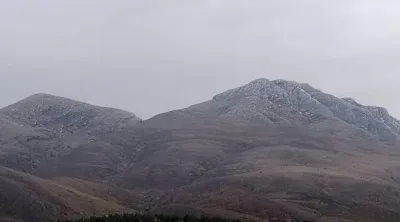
[199,78,400,145]
[0,93,141,132]
[249,78,270,84]
[11,93,89,110]
[26,93,57,99]
[21,93,83,104]
[250,78,304,87]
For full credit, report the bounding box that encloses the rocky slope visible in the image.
[0,94,141,175]
[0,93,141,135]
[189,79,400,145]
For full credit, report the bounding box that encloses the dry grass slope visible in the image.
[0,167,135,222]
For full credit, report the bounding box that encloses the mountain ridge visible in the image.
[188,78,400,145]
[1,79,400,221]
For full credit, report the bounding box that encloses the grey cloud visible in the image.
[1,0,399,118]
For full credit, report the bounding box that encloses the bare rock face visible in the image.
[189,78,400,145]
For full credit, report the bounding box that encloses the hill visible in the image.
[0,166,135,222]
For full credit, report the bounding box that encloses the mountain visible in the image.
[0,93,141,134]
[188,79,400,145]
[0,94,141,175]
[1,80,400,222]
[0,94,143,221]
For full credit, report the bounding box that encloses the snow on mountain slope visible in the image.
[189,78,400,145]
[0,93,141,134]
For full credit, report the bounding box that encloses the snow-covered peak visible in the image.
[214,78,289,102]
[201,79,400,145]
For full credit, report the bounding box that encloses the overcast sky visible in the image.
[1,1,399,119]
